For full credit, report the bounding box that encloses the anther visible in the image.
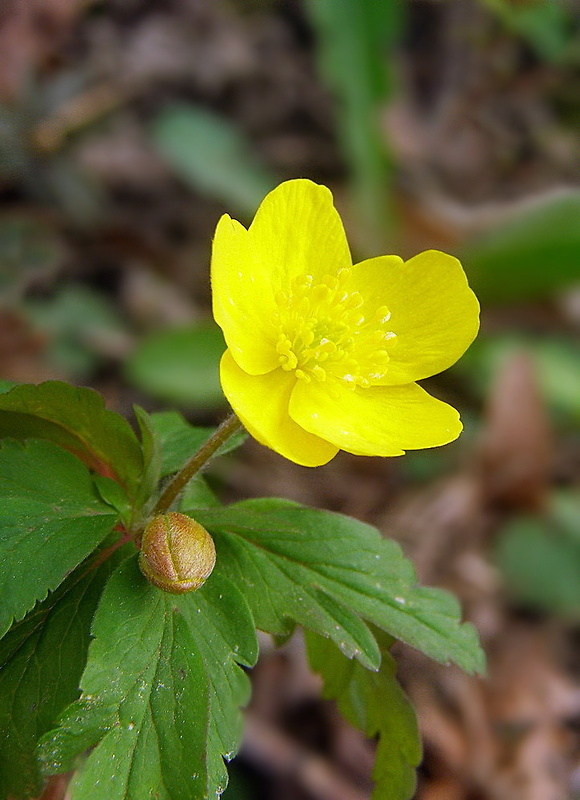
[312,284,331,303]
[345,292,364,310]
[322,274,338,291]
[375,305,391,323]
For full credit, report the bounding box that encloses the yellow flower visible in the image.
[211,179,479,467]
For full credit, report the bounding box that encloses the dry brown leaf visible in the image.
[480,351,553,512]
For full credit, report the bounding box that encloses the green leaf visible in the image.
[130,406,163,524]
[150,410,246,480]
[179,474,221,511]
[0,214,63,297]
[0,380,15,394]
[306,630,421,800]
[40,559,258,799]
[147,409,247,512]
[195,499,485,674]
[126,323,227,410]
[304,0,401,252]
[25,285,129,379]
[464,192,580,303]
[40,557,210,800]
[135,406,162,490]
[93,476,132,524]
[151,410,212,477]
[201,503,379,671]
[0,381,143,494]
[0,560,119,800]
[151,106,277,217]
[550,491,580,542]
[495,493,580,617]
[481,0,575,63]
[0,439,118,638]
[177,572,258,796]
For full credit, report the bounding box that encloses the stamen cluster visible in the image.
[273,268,395,388]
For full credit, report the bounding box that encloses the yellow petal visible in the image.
[352,250,480,385]
[289,379,462,456]
[220,350,339,467]
[248,179,352,289]
[211,214,280,375]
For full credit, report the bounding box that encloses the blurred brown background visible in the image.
[1,1,580,799]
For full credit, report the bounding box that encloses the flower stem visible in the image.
[153,413,243,515]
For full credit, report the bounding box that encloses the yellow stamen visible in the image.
[273,270,396,386]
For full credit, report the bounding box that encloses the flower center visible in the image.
[273,269,396,387]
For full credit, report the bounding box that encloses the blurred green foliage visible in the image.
[125,322,226,411]
[496,492,580,617]
[0,80,104,225]
[458,335,580,426]
[303,0,402,252]
[26,286,128,379]
[481,0,579,63]
[463,192,580,304]
[0,215,62,300]
[151,106,277,218]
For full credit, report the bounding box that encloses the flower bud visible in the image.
[139,512,216,594]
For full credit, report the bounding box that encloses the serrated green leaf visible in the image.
[151,106,277,217]
[177,572,258,797]
[0,380,16,394]
[0,561,118,800]
[126,323,227,410]
[131,406,162,522]
[150,410,247,479]
[0,381,143,494]
[0,439,118,638]
[40,559,257,799]
[40,557,210,800]
[306,630,421,800]
[203,507,380,671]
[196,499,485,674]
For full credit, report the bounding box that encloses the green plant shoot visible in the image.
[0,181,484,800]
